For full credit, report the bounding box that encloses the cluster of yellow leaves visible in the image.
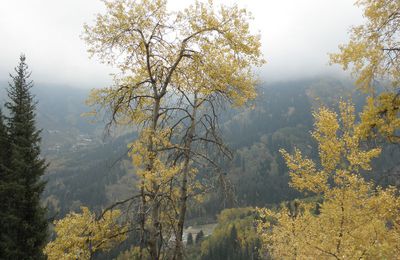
[128,126,204,198]
[330,0,400,91]
[128,128,181,186]
[84,0,264,113]
[359,93,400,142]
[127,127,204,236]
[175,1,264,106]
[85,76,154,126]
[44,207,128,260]
[330,0,399,142]
[257,102,400,259]
[281,101,381,195]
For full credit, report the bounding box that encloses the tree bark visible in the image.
[148,96,161,260]
[174,94,198,260]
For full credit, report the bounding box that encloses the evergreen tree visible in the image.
[228,225,240,260]
[186,233,193,246]
[195,230,204,244]
[3,55,48,259]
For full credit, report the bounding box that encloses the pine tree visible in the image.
[195,230,204,245]
[3,55,48,259]
[186,233,193,246]
[226,225,240,260]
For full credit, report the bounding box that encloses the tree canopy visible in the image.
[331,0,400,142]
[257,102,400,259]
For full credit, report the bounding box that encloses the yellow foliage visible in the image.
[257,102,400,259]
[359,93,400,142]
[330,0,400,142]
[83,0,264,122]
[330,0,400,91]
[83,0,264,197]
[127,128,183,189]
[281,101,380,195]
[44,207,128,260]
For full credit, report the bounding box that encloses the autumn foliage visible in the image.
[257,102,400,259]
[330,0,400,142]
[44,207,128,259]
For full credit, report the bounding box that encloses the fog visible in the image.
[0,0,364,88]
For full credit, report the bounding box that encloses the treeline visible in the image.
[197,208,261,260]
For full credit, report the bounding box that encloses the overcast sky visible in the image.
[0,0,364,88]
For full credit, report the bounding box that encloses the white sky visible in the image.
[0,0,364,88]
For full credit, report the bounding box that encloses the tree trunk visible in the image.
[148,97,161,260]
[138,180,146,259]
[174,94,198,260]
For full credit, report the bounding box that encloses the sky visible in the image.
[0,0,364,88]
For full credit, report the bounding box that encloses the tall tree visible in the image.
[195,230,204,245]
[83,0,264,258]
[4,54,48,259]
[186,232,193,246]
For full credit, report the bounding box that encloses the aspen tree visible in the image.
[83,0,264,258]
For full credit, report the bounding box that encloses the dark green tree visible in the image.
[195,230,204,244]
[187,232,193,246]
[227,225,240,260]
[2,55,48,259]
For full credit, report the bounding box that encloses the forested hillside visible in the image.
[2,78,398,221]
